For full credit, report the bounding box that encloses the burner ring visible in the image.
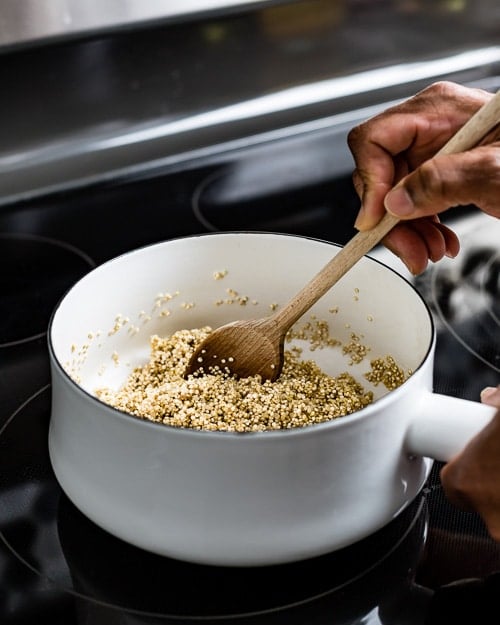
[0,233,95,348]
[0,387,427,622]
[429,224,500,374]
[191,167,359,243]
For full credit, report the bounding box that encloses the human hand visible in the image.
[347,81,500,275]
[439,385,500,542]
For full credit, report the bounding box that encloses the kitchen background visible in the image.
[1,1,500,624]
[1,0,500,209]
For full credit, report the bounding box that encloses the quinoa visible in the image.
[95,318,410,432]
[95,327,378,432]
[364,355,408,391]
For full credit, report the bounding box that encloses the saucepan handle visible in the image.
[405,392,497,462]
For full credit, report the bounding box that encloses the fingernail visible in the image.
[404,261,419,276]
[387,249,418,276]
[354,206,367,230]
[385,186,414,217]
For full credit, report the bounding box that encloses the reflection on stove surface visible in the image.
[370,212,500,401]
[425,239,500,373]
[0,387,432,624]
[58,494,426,621]
[421,215,500,402]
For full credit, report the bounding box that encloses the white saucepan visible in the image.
[48,232,496,566]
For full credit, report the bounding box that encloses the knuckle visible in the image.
[478,147,500,172]
[347,124,364,150]
[413,159,445,202]
[413,80,455,103]
[427,80,456,97]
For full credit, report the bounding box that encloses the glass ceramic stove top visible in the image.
[1,146,500,625]
[369,212,500,397]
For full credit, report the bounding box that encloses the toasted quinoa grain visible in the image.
[364,355,408,390]
[342,332,370,365]
[95,327,380,432]
[95,319,410,432]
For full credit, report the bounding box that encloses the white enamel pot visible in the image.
[48,232,496,567]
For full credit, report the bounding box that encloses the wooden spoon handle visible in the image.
[272,88,500,331]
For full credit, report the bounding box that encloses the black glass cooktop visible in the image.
[1,117,500,625]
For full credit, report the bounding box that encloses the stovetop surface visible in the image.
[1,123,500,625]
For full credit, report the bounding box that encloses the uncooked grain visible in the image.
[95,325,408,433]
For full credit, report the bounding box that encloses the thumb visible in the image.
[383,149,495,219]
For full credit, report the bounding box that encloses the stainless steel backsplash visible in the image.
[0,0,499,205]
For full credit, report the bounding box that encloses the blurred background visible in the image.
[1,0,499,206]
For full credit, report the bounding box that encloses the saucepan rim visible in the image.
[47,230,436,439]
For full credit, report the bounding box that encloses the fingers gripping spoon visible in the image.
[185,89,500,382]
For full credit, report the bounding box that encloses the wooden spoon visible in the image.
[186,89,500,381]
